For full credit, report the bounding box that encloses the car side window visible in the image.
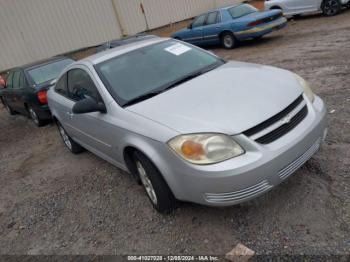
[67,69,101,102]
[55,73,69,97]
[192,14,207,28]
[216,11,222,23]
[206,11,219,25]
[6,72,14,89]
[12,71,20,89]
[18,71,26,88]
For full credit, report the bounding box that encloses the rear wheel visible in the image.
[221,32,236,49]
[28,106,45,127]
[322,0,341,16]
[56,121,84,154]
[133,151,176,213]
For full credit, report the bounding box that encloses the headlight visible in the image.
[168,133,244,165]
[294,74,315,102]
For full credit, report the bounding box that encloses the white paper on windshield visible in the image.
[165,43,191,56]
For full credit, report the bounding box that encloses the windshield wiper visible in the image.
[122,91,162,107]
[160,61,224,92]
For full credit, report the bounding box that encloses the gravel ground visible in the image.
[0,10,350,258]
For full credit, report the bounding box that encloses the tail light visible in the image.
[37,90,48,104]
[248,20,264,27]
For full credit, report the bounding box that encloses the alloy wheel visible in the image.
[223,35,233,48]
[58,124,72,150]
[136,161,158,205]
[323,0,340,15]
[4,103,11,114]
[29,108,39,125]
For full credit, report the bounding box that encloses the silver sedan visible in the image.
[48,37,327,213]
[265,0,350,16]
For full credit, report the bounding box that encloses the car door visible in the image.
[1,71,14,107]
[11,70,28,114]
[202,11,222,45]
[51,72,77,133]
[185,13,207,44]
[65,67,117,159]
[8,71,21,110]
[293,0,320,13]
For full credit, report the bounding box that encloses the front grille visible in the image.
[204,180,273,204]
[243,95,308,144]
[256,106,308,144]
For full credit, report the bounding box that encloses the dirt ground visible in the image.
[1,9,350,258]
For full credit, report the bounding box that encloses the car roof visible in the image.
[10,56,73,72]
[96,34,158,53]
[81,36,169,65]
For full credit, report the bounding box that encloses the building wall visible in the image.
[0,0,122,71]
[0,0,243,71]
[113,0,243,35]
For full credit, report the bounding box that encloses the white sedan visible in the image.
[265,0,350,16]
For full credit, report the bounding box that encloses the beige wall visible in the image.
[113,0,243,35]
[0,0,243,71]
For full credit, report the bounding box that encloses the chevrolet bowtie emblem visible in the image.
[281,115,292,125]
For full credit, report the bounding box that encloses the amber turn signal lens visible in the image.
[181,140,205,159]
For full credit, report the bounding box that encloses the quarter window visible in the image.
[206,12,219,25]
[67,69,101,102]
[192,14,207,28]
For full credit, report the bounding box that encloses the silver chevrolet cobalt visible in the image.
[48,37,327,213]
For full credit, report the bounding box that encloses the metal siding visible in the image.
[0,0,244,71]
[114,0,243,34]
[0,0,122,71]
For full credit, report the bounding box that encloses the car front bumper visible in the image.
[153,94,327,206]
[235,17,288,40]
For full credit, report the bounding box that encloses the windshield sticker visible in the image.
[165,43,191,56]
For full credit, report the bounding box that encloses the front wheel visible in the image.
[2,99,16,115]
[133,151,176,213]
[56,121,84,154]
[221,32,236,49]
[322,0,341,16]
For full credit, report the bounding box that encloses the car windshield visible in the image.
[95,40,224,106]
[228,4,258,19]
[27,58,74,85]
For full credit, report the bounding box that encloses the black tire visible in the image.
[28,105,46,127]
[133,151,176,213]
[221,32,236,49]
[56,121,84,154]
[322,0,341,16]
[2,99,16,115]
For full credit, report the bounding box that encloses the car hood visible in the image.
[126,61,303,135]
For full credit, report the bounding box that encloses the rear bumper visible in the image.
[32,104,52,120]
[152,95,327,206]
[235,17,287,40]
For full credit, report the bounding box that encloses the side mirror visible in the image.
[187,23,193,29]
[72,97,106,114]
